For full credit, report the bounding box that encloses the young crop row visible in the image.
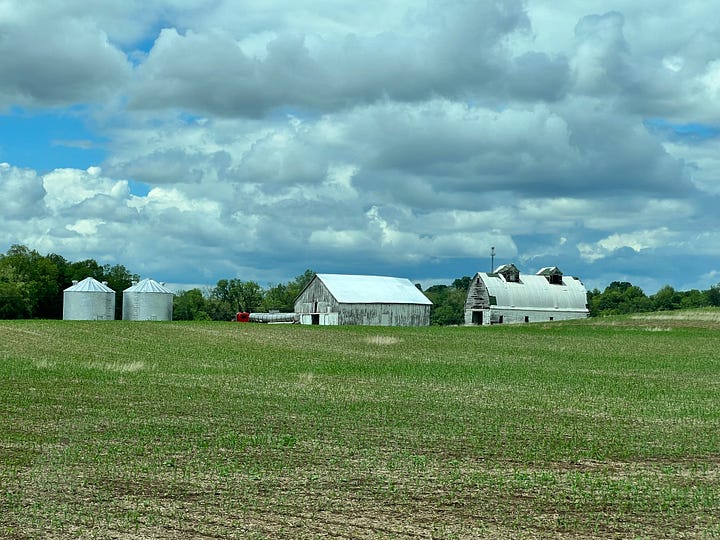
[1,317,719,538]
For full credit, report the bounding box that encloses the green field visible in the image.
[1,313,719,539]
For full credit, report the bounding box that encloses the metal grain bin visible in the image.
[122,278,174,321]
[63,277,116,320]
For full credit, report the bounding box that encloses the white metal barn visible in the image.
[294,274,432,326]
[464,264,589,325]
[122,279,174,321]
[63,277,116,320]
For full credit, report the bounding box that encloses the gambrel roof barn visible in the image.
[465,264,589,325]
[294,273,432,326]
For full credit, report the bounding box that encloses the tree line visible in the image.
[1,244,719,322]
[172,270,315,321]
[0,245,137,320]
[0,244,315,321]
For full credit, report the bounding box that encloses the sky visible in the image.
[1,0,719,294]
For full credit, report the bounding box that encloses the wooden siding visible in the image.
[336,303,430,326]
[465,275,491,311]
[295,278,340,314]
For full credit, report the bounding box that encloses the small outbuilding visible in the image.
[63,277,116,320]
[294,273,432,326]
[464,264,589,325]
[122,278,174,321]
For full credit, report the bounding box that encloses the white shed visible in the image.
[294,273,432,326]
[464,264,589,325]
[63,277,116,320]
[122,279,174,321]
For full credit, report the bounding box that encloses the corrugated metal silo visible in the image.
[63,277,116,320]
[122,278,174,321]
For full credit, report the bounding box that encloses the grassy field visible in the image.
[1,312,719,539]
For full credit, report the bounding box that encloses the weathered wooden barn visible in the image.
[464,264,589,325]
[294,274,432,326]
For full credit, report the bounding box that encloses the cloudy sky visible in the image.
[1,1,719,294]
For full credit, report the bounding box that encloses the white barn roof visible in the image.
[475,272,587,311]
[315,274,432,305]
[124,278,173,294]
[64,277,114,293]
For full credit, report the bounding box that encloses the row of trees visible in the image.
[0,244,315,322]
[2,244,720,322]
[172,271,315,321]
[587,281,720,316]
[0,245,137,320]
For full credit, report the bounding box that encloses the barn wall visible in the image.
[338,303,430,326]
[465,274,491,310]
[294,278,340,314]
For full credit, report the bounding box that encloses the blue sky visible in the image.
[1,1,719,294]
[1,110,106,172]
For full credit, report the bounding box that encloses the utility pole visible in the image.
[490,246,495,272]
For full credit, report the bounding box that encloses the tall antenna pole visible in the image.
[490,246,495,272]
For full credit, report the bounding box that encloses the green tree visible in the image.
[261,270,315,313]
[285,270,315,301]
[705,284,720,307]
[211,279,264,318]
[262,282,292,312]
[589,281,651,316]
[423,283,466,325]
[173,289,209,321]
[451,276,472,292]
[68,259,105,281]
[0,245,61,318]
[0,280,29,319]
[678,289,708,309]
[651,285,681,311]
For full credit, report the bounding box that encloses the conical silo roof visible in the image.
[64,276,115,293]
[123,278,173,294]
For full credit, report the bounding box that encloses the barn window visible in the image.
[539,267,563,284]
[524,316,529,323]
[497,264,520,283]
